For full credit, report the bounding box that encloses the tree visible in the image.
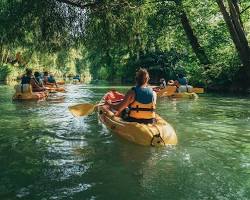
[174,0,210,67]
[216,0,250,85]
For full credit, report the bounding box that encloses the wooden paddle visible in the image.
[69,100,124,117]
[68,103,103,117]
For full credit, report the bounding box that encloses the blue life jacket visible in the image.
[48,76,56,83]
[34,76,43,86]
[134,86,154,104]
[177,77,187,85]
[21,76,31,84]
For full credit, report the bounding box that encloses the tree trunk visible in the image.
[228,0,249,54]
[216,0,250,83]
[4,49,10,64]
[0,38,3,64]
[231,0,243,28]
[103,15,115,81]
[106,50,115,81]
[135,33,141,61]
[0,48,4,65]
[174,0,210,68]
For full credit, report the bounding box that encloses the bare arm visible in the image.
[109,90,135,116]
[153,91,157,105]
[30,79,44,91]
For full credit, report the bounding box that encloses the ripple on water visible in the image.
[47,183,95,200]
[0,85,250,200]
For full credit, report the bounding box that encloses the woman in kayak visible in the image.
[34,71,44,87]
[43,71,58,87]
[105,68,157,124]
[21,69,46,92]
[153,77,167,92]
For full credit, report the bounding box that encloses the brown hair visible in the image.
[26,68,32,76]
[135,68,150,86]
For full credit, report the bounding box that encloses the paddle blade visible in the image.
[68,103,96,117]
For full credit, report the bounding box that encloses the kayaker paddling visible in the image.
[21,68,46,92]
[167,73,193,93]
[68,69,177,146]
[159,78,167,89]
[43,71,58,87]
[105,68,157,124]
[34,71,44,87]
[153,78,167,92]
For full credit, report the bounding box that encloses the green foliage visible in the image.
[0,64,12,81]
[0,0,249,89]
[98,67,109,80]
[124,49,189,82]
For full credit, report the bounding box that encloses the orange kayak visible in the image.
[57,81,65,85]
[45,85,66,92]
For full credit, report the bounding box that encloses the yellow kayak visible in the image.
[155,86,177,97]
[97,92,177,146]
[13,84,48,100]
[44,85,66,92]
[156,86,198,99]
[172,92,198,99]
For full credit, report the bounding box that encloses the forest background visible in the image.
[0,0,250,91]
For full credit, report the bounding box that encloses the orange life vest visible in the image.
[129,87,156,119]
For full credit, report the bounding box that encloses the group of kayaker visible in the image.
[156,74,193,93]
[20,68,58,92]
[13,68,66,101]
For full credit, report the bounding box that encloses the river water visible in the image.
[0,84,250,200]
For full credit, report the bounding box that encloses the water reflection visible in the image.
[0,85,250,199]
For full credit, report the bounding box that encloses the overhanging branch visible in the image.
[55,0,99,9]
[240,5,250,15]
[55,0,138,10]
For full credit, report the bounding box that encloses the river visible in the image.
[0,84,250,200]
